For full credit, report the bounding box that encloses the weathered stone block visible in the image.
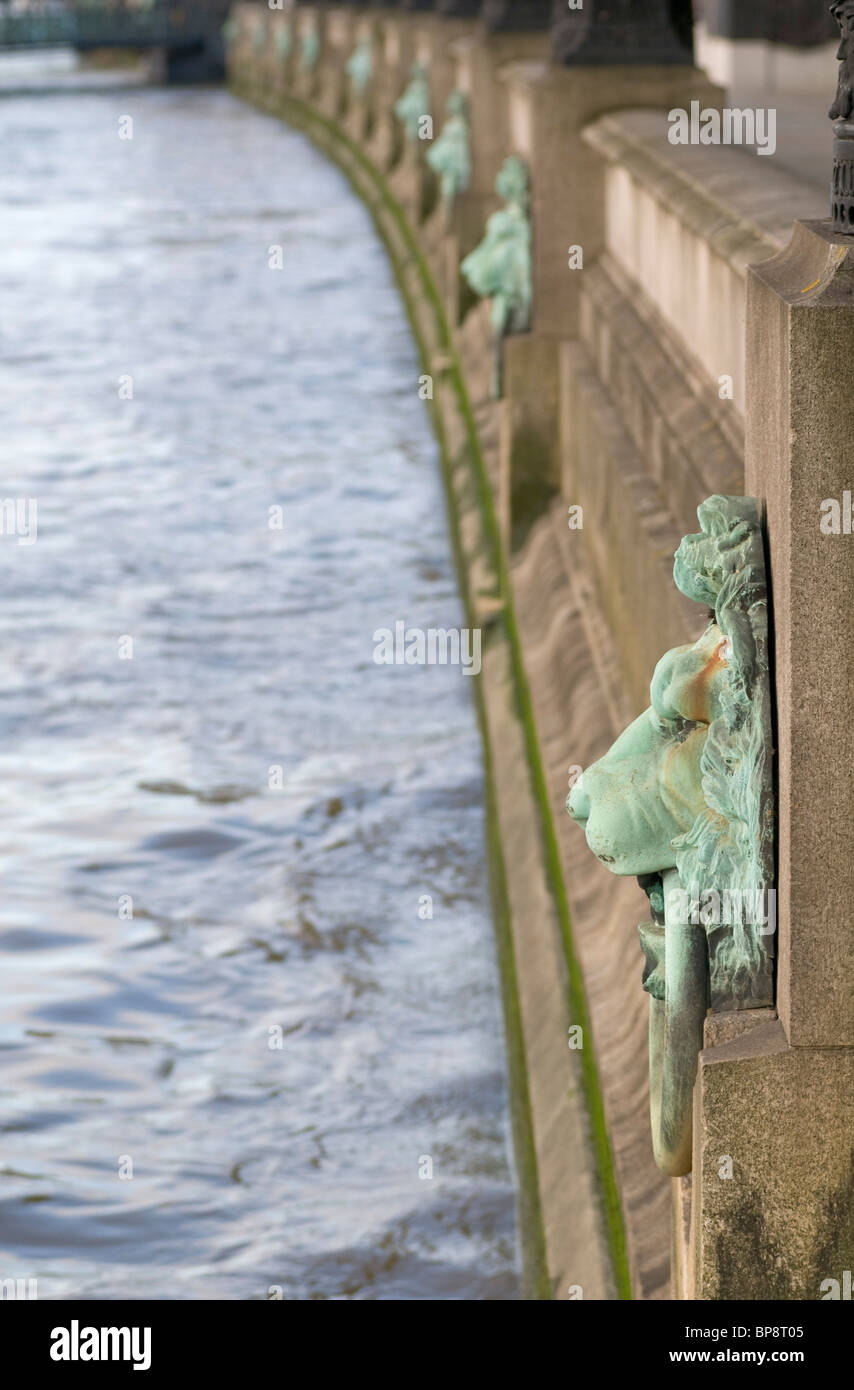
[692,1018,854,1299]
[746,220,854,1050]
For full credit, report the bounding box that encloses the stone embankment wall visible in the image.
[226,3,853,1302]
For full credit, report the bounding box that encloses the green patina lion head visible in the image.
[568,496,775,1010]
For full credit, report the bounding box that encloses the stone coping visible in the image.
[582,107,823,276]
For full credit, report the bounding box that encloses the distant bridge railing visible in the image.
[0,3,227,51]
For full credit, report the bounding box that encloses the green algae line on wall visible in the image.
[229,74,631,1302]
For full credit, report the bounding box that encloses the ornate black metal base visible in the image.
[435,1,483,16]
[553,0,694,66]
[481,0,551,30]
[832,123,854,234]
[703,0,838,46]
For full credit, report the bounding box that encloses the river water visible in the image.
[0,79,519,1300]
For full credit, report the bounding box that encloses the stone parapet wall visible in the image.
[583,109,822,419]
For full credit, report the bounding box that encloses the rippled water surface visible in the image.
[0,81,519,1299]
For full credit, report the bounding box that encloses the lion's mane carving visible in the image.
[671,497,775,1009]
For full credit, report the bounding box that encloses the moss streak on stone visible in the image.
[231,80,630,1301]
